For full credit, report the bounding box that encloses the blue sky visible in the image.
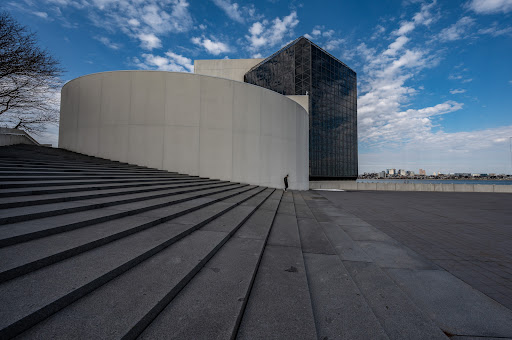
[3,0,512,174]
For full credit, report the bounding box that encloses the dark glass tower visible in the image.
[244,37,358,180]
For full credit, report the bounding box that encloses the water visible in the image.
[357,179,512,185]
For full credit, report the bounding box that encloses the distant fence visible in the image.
[0,128,39,146]
[310,181,512,193]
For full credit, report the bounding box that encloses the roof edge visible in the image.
[245,36,356,75]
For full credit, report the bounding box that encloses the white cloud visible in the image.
[356,2,464,150]
[395,21,415,35]
[134,51,194,72]
[191,37,230,55]
[33,11,49,19]
[137,33,161,50]
[212,0,243,23]
[371,25,386,40]
[438,16,475,41]
[383,36,409,56]
[478,25,512,36]
[45,0,193,49]
[322,29,335,38]
[359,125,512,173]
[467,0,512,14]
[392,0,438,36]
[128,18,140,27]
[324,38,345,51]
[450,89,467,94]
[96,36,121,50]
[246,11,299,51]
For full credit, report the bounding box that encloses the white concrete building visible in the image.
[59,69,309,190]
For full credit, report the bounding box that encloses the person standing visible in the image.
[284,174,289,192]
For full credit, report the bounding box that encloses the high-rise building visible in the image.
[419,169,426,176]
[244,37,358,180]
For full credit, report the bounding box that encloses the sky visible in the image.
[3,0,512,175]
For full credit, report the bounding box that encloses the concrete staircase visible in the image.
[2,145,511,339]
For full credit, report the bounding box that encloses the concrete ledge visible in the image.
[0,128,39,146]
[376,183,396,191]
[473,185,494,193]
[309,181,512,193]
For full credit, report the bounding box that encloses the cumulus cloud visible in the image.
[213,0,255,24]
[360,124,512,173]
[246,11,299,51]
[354,1,512,173]
[438,16,475,41]
[134,51,194,72]
[371,25,386,40]
[96,36,122,50]
[356,1,464,149]
[383,36,409,56]
[137,33,162,50]
[392,0,438,36]
[467,0,512,14]
[324,38,345,51]
[191,37,230,55]
[43,0,193,49]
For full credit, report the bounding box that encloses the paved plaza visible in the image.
[319,189,512,311]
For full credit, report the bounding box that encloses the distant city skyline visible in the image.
[3,0,512,174]
[366,168,508,176]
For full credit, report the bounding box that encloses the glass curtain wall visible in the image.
[244,37,358,179]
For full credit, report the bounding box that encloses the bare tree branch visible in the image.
[0,11,64,135]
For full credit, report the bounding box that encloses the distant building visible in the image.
[398,169,406,176]
[387,169,395,175]
[419,169,426,176]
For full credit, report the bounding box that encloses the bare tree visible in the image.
[0,11,63,135]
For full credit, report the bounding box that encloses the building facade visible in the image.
[59,71,309,190]
[244,37,358,180]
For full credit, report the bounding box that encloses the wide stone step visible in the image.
[0,161,156,171]
[0,170,179,177]
[0,164,169,173]
[0,175,197,189]
[0,179,223,209]
[0,182,239,225]
[0,187,265,283]
[1,174,189,181]
[0,178,214,198]
[236,190,317,339]
[0,184,248,247]
[3,187,270,339]
[139,189,281,339]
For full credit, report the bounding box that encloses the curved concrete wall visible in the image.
[59,71,309,190]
